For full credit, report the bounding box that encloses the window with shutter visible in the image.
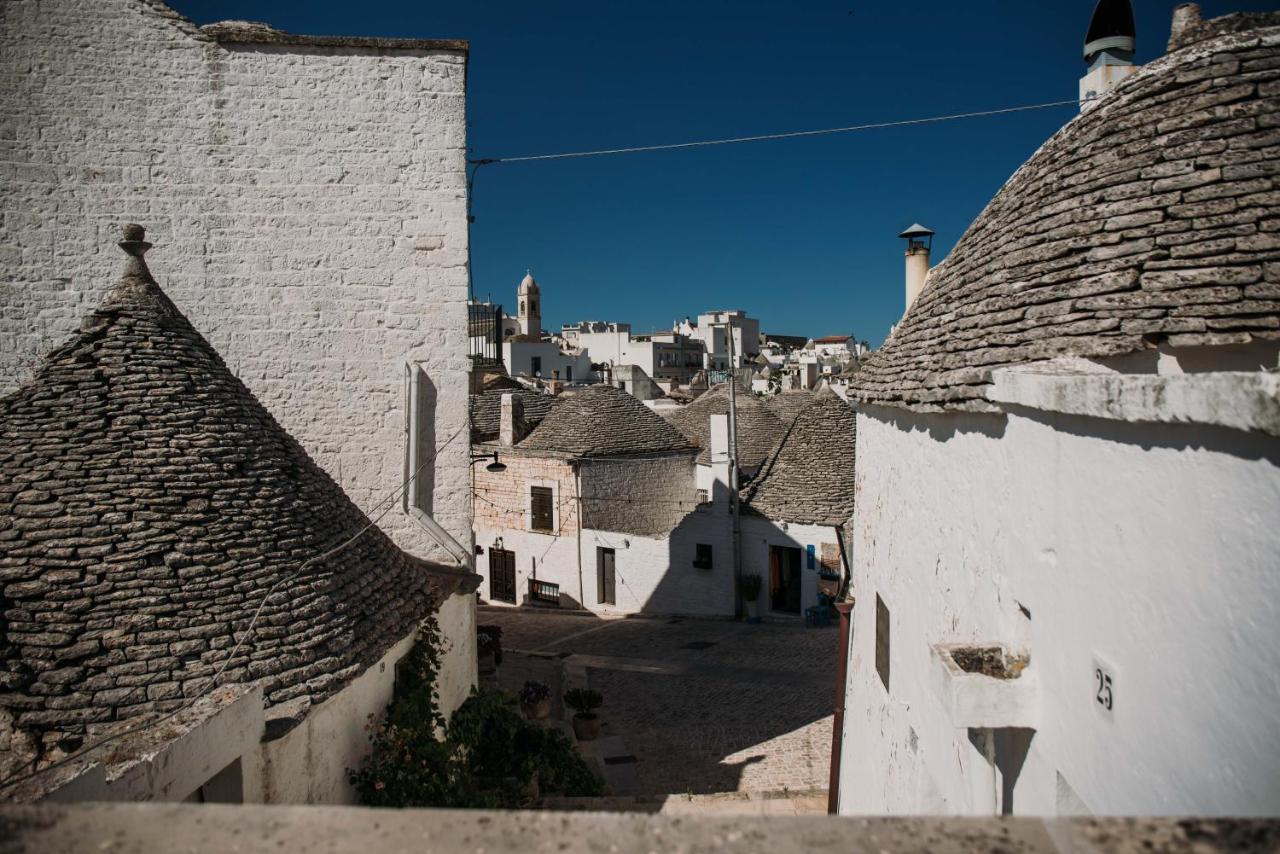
[530,486,554,532]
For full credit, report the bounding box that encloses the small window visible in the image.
[530,486,554,532]
[693,543,713,569]
[696,489,709,504]
[531,356,542,376]
[875,594,891,692]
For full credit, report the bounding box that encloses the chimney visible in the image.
[1080,0,1137,111]
[1168,4,1201,50]
[499,392,525,447]
[898,224,934,314]
[708,413,732,512]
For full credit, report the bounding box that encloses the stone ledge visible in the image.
[201,20,468,53]
[989,359,1280,436]
[1,803,1277,853]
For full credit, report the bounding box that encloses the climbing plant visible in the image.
[348,616,602,808]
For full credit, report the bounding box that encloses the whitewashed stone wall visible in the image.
[0,0,471,561]
[740,517,844,619]
[472,450,736,614]
[838,402,1280,817]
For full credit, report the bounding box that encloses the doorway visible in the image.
[597,547,616,605]
[489,547,516,604]
[768,545,802,614]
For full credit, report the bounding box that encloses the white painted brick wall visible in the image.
[0,0,471,559]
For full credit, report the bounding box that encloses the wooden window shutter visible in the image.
[530,486,554,531]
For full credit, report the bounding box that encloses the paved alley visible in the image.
[480,607,839,797]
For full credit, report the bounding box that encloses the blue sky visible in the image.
[172,1,1274,346]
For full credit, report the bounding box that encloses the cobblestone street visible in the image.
[481,607,839,797]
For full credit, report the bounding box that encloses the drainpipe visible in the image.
[573,460,585,607]
[828,601,854,814]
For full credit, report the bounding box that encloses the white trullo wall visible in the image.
[0,0,472,563]
[839,404,1280,817]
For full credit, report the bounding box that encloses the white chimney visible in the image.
[708,413,732,512]
[499,392,524,447]
[899,224,934,314]
[1079,0,1138,112]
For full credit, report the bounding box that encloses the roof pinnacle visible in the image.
[117,223,154,281]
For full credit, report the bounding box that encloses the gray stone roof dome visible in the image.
[662,382,786,468]
[518,384,692,457]
[742,388,856,527]
[0,227,474,750]
[470,388,558,443]
[852,15,1280,413]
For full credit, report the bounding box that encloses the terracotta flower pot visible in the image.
[522,697,552,720]
[572,713,601,741]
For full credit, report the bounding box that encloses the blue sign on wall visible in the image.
[806,544,816,570]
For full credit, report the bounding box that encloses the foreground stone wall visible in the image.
[0,0,471,561]
[7,802,1277,852]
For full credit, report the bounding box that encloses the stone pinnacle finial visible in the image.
[118,223,152,258]
[116,223,154,283]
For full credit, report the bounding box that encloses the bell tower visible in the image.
[517,269,541,339]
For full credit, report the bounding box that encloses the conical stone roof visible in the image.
[742,388,856,527]
[852,14,1280,413]
[663,381,787,468]
[0,227,475,747]
[519,384,692,457]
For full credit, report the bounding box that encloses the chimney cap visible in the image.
[898,223,935,239]
[1084,0,1136,60]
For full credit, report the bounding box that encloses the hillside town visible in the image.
[1,0,1279,851]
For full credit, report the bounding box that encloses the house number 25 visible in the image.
[1093,656,1116,719]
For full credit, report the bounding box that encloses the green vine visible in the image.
[348,616,603,808]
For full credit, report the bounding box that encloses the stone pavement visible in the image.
[480,607,839,798]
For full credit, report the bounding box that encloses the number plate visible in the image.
[1092,655,1116,720]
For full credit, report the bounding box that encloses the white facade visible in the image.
[472,449,739,615]
[502,341,592,382]
[812,337,854,358]
[677,311,761,370]
[575,329,705,383]
[838,362,1280,817]
[740,517,845,619]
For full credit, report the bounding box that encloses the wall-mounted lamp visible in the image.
[471,451,507,473]
[493,536,504,551]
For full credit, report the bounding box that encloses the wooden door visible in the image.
[597,548,616,605]
[489,548,516,604]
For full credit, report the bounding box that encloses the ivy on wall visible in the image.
[348,616,602,808]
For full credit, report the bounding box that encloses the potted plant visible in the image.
[477,624,503,674]
[740,575,763,624]
[519,680,553,720]
[563,688,603,741]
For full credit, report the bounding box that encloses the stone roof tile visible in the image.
[518,385,693,458]
[742,388,856,527]
[0,227,475,747]
[470,389,557,443]
[851,16,1280,412]
[662,382,787,468]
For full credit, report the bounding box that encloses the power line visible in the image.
[476,98,1082,165]
[0,423,469,794]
